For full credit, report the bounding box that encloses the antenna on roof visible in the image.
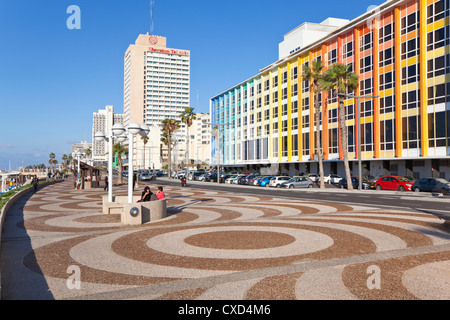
[150,0,154,35]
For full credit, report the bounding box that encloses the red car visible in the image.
[375,176,414,191]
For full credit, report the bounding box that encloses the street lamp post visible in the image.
[111,123,149,203]
[72,151,85,189]
[338,93,379,190]
[94,123,124,203]
[205,122,231,183]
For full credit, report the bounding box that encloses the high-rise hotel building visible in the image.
[123,34,190,169]
[123,34,190,127]
[210,0,450,180]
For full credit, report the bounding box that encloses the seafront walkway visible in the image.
[1,176,449,300]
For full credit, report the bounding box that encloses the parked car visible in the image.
[338,177,371,189]
[323,174,342,184]
[412,177,450,195]
[219,174,231,183]
[257,176,273,187]
[375,176,414,191]
[197,173,207,181]
[225,175,239,184]
[237,175,249,185]
[306,173,319,182]
[205,173,217,182]
[269,176,291,188]
[281,176,313,189]
[364,175,379,189]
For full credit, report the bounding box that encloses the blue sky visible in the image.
[0,0,382,170]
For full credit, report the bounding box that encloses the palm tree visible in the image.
[179,107,196,179]
[48,153,56,173]
[322,63,359,190]
[141,135,149,170]
[113,143,128,185]
[84,147,92,166]
[303,60,326,189]
[161,118,180,179]
[61,154,68,170]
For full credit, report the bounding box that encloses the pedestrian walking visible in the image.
[133,173,137,191]
[104,173,108,191]
[32,175,38,193]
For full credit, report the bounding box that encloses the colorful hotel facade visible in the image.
[210,0,450,179]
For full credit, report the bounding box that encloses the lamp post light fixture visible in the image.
[338,93,379,190]
[94,130,114,203]
[72,151,85,188]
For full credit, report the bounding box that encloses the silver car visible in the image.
[281,176,313,189]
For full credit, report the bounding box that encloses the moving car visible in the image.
[269,176,291,188]
[375,176,414,191]
[139,173,153,181]
[323,174,342,184]
[281,176,313,189]
[412,177,450,195]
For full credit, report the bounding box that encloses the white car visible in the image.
[306,173,319,182]
[323,174,342,184]
[225,175,239,184]
[269,176,291,188]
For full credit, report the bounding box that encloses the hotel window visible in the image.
[347,125,355,153]
[360,78,373,96]
[360,56,373,73]
[328,107,338,123]
[328,128,338,154]
[343,41,353,59]
[428,111,446,147]
[282,87,288,100]
[346,102,355,120]
[302,132,310,156]
[402,115,421,149]
[250,86,254,97]
[401,64,419,85]
[273,106,279,118]
[361,100,373,118]
[379,22,394,44]
[327,88,337,104]
[328,48,337,65]
[401,12,420,35]
[291,100,298,114]
[427,54,448,78]
[250,100,255,111]
[291,83,298,96]
[291,66,298,80]
[427,26,449,51]
[265,109,270,120]
[272,91,278,104]
[273,75,278,87]
[427,83,446,105]
[265,79,270,91]
[380,95,394,114]
[282,71,288,84]
[380,71,394,91]
[282,136,288,157]
[427,0,447,24]
[264,94,270,106]
[282,103,288,116]
[360,32,372,51]
[292,117,298,130]
[273,137,278,157]
[302,114,309,128]
[302,97,310,111]
[282,120,288,132]
[257,111,262,122]
[379,47,394,67]
[257,97,262,109]
[292,134,298,156]
[257,83,262,94]
[380,119,396,151]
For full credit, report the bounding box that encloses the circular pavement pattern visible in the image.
[1,176,449,300]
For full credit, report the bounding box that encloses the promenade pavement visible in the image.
[1,176,449,300]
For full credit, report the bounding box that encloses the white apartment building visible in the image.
[189,113,211,165]
[91,105,123,166]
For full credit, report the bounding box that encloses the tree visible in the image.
[303,60,326,189]
[179,107,196,179]
[84,147,92,165]
[322,63,359,190]
[61,154,68,170]
[48,153,56,173]
[161,118,180,179]
[113,143,128,185]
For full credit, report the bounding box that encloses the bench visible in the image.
[102,195,167,225]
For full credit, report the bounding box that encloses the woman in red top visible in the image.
[156,186,165,200]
